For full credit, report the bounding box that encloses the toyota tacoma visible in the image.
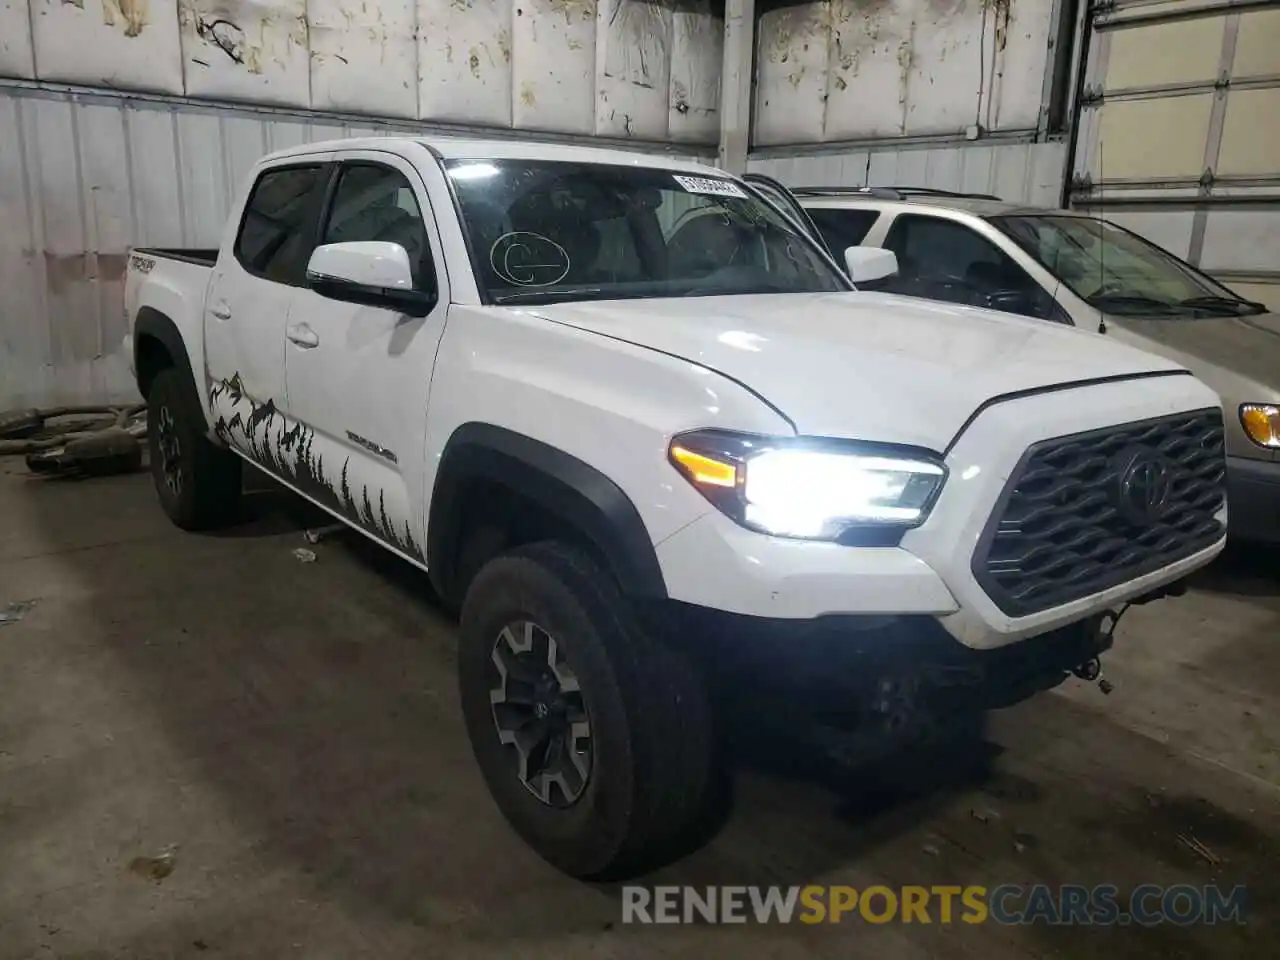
[125,137,1228,880]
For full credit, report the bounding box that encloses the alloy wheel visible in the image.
[488,619,592,807]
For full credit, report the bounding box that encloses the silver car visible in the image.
[737,178,1279,544]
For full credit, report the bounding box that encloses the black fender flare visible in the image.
[134,308,201,400]
[426,423,668,602]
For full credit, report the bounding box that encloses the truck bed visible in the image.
[133,247,219,267]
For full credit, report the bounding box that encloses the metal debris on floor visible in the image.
[293,547,318,563]
[303,523,345,544]
[127,846,178,883]
[0,406,147,478]
[1177,832,1222,865]
[0,599,39,627]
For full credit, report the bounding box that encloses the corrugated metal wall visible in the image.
[754,0,1063,146]
[0,85,714,409]
[748,140,1069,207]
[0,0,723,144]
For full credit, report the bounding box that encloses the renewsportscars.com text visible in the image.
[621,884,1247,926]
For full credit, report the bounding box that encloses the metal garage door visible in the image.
[1068,0,1280,311]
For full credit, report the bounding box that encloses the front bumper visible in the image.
[665,607,1116,714]
[1227,455,1280,544]
[656,375,1227,650]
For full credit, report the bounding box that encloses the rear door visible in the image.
[279,150,451,563]
[205,159,331,461]
[1069,2,1280,311]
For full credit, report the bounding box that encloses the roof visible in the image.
[260,135,720,176]
[793,187,1086,219]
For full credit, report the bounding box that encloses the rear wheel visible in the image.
[147,368,242,530]
[458,541,717,880]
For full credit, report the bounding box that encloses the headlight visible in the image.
[668,429,946,542]
[1241,404,1280,449]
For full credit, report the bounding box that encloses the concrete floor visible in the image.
[1,461,1277,959]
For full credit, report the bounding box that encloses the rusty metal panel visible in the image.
[418,0,514,128]
[511,0,597,134]
[178,0,310,106]
[0,0,35,77]
[31,0,184,93]
[754,0,1058,146]
[32,97,96,401]
[668,11,721,141]
[310,0,418,119]
[5,0,723,142]
[174,110,231,243]
[597,0,673,138]
[0,93,48,406]
[754,4,827,144]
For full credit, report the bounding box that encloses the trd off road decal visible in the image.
[209,373,423,560]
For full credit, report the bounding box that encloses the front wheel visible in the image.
[147,368,242,530]
[458,542,717,880]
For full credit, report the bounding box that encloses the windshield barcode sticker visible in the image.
[672,174,747,199]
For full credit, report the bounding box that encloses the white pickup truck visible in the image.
[125,136,1228,880]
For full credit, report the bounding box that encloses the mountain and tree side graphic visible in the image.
[209,372,423,560]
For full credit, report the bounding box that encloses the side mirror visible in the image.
[844,246,899,285]
[306,241,436,318]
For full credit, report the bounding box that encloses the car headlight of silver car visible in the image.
[1241,403,1280,449]
[668,429,947,542]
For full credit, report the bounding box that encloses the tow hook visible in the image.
[1072,605,1128,696]
[1072,581,1189,695]
[1071,656,1115,695]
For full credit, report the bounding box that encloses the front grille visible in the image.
[973,409,1226,617]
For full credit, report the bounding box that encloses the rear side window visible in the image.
[807,208,881,255]
[234,165,327,286]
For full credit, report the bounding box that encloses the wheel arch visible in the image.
[426,423,668,605]
[134,308,200,408]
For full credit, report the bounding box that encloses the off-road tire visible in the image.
[147,368,242,530]
[458,541,717,880]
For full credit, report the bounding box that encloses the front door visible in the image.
[280,153,450,564]
[204,160,332,462]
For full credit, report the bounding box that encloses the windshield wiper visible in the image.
[1086,292,1183,314]
[1178,295,1267,315]
[686,280,805,297]
[491,287,607,305]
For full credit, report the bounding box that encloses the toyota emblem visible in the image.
[1115,449,1171,525]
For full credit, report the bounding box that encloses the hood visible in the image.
[526,292,1185,451]
[1107,312,1280,400]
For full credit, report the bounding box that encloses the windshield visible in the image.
[992,214,1265,317]
[444,159,849,305]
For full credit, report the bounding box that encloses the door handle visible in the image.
[286,323,319,348]
[210,303,232,320]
